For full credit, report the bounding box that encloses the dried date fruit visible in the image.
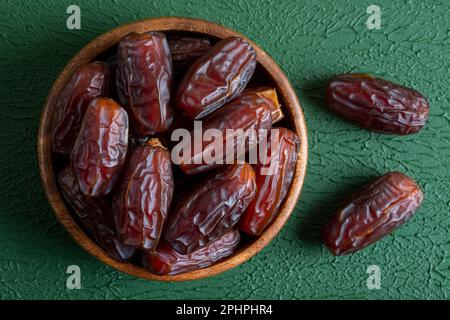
[168,35,212,74]
[177,90,273,175]
[58,166,135,261]
[323,172,423,256]
[52,62,110,155]
[176,37,257,119]
[169,88,281,142]
[327,74,429,134]
[142,230,240,275]
[243,87,284,123]
[239,128,299,236]
[113,138,174,251]
[116,32,174,136]
[165,163,256,254]
[71,97,128,197]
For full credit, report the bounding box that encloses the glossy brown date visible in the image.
[168,35,212,74]
[116,32,174,136]
[143,230,240,275]
[243,87,284,123]
[327,74,429,134]
[176,37,257,119]
[323,172,423,256]
[165,163,256,254]
[53,62,110,155]
[113,138,174,251]
[239,128,299,236]
[71,97,128,198]
[58,166,135,261]
[177,90,273,175]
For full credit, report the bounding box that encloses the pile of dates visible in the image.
[52,32,300,275]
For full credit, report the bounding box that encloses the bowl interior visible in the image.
[38,17,308,281]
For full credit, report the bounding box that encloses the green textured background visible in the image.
[0,0,449,300]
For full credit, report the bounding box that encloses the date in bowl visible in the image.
[37,17,308,281]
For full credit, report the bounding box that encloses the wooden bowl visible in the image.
[37,17,308,281]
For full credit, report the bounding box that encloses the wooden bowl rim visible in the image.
[37,16,308,282]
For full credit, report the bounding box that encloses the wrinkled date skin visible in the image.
[323,172,423,256]
[116,32,174,136]
[143,230,240,275]
[168,35,212,74]
[176,37,257,119]
[239,128,299,236]
[165,163,256,254]
[113,138,174,251]
[177,91,273,175]
[53,62,110,155]
[58,166,135,261]
[243,87,283,123]
[71,98,129,197]
[327,74,429,134]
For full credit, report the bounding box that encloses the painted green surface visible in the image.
[0,0,449,300]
